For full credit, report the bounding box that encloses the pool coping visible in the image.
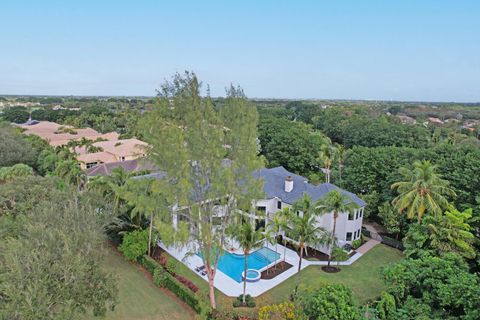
[157,240,365,297]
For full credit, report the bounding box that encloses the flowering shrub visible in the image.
[258,301,305,320]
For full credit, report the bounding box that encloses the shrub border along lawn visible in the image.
[138,255,210,316]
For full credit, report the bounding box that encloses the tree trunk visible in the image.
[328,212,337,267]
[243,251,248,304]
[274,240,278,270]
[148,213,153,257]
[208,276,216,309]
[283,238,287,264]
[298,244,303,272]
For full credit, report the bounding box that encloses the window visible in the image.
[277,201,282,209]
[346,232,352,241]
[355,211,359,219]
[86,162,98,169]
[256,206,266,214]
[359,208,363,218]
[348,211,354,220]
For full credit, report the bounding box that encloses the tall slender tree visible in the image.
[290,195,326,272]
[231,221,264,304]
[317,190,358,268]
[391,160,455,222]
[140,72,264,309]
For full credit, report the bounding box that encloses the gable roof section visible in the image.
[86,159,158,177]
[254,166,365,206]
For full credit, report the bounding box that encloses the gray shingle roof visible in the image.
[254,166,365,207]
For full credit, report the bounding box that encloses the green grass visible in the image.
[102,249,195,320]
[257,244,403,306]
[162,244,402,314]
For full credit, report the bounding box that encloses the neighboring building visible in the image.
[396,114,417,125]
[427,117,444,125]
[75,138,148,169]
[85,158,157,177]
[18,120,149,170]
[251,167,365,251]
[18,120,119,147]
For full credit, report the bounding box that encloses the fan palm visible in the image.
[231,221,265,304]
[317,190,358,267]
[391,160,455,222]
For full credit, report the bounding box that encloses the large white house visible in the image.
[251,166,365,251]
[137,166,365,254]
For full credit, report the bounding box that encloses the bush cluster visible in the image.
[153,268,203,313]
[233,294,256,308]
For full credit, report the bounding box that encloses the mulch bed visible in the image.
[261,261,293,279]
[321,266,341,273]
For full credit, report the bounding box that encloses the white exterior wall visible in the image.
[254,198,365,253]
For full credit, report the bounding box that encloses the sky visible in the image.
[0,1,479,102]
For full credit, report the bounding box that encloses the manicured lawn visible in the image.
[103,249,195,320]
[162,244,402,314]
[257,244,403,305]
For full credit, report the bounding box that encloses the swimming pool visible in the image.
[199,247,280,283]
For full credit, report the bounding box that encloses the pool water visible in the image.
[199,247,280,283]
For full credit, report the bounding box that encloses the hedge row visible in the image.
[138,255,208,315]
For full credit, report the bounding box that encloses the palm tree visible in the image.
[268,212,285,270]
[231,220,264,304]
[318,145,334,183]
[317,190,358,268]
[391,160,455,222]
[290,195,326,272]
[334,144,346,185]
[279,208,292,265]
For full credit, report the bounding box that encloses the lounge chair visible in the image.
[195,265,205,272]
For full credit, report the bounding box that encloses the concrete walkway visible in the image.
[355,239,381,254]
[157,240,371,297]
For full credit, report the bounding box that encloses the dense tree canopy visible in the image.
[383,254,480,319]
[258,115,329,177]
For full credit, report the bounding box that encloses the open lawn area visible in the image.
[257,244,403,306]
[102,248,195,320]
[162,243,402,314]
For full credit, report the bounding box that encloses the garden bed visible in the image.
[261,261,293,279]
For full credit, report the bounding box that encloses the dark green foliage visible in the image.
[403,207,475,260]
[1,106,30,123]
[139,255,158,274]
[233,294,255,308]
[296,284,361,320]
[153,268,204,314]
[375,292,397,320]
[118,229,149,261]
[342,144,480,221]
[258,115,329,176]
[312,109,430,148]
[0,198,117,319]
[0,176,66,217]
[0,124,39,168]
[383,254,480,319]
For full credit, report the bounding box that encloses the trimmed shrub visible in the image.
[153,268,203,314]
[139,255,158,274]
[118,229,149,261]
[233,294,256,308]
[352,239,362,250]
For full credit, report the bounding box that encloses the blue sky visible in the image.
[1,1,479,101]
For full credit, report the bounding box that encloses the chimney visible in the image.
[285,176,293,192]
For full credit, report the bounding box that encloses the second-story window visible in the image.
[277,201,282,209]
[348,211,355,220]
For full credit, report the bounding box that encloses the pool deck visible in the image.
[157,240,370,297]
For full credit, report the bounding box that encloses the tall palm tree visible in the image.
[317,190,358,267]
[268,212,285,270]
[334,144,346,185]
[391,160,455,222]
[279,207,292,264]
[318,145,334,183]
[290,195,326,272]
[231,221,264,304]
